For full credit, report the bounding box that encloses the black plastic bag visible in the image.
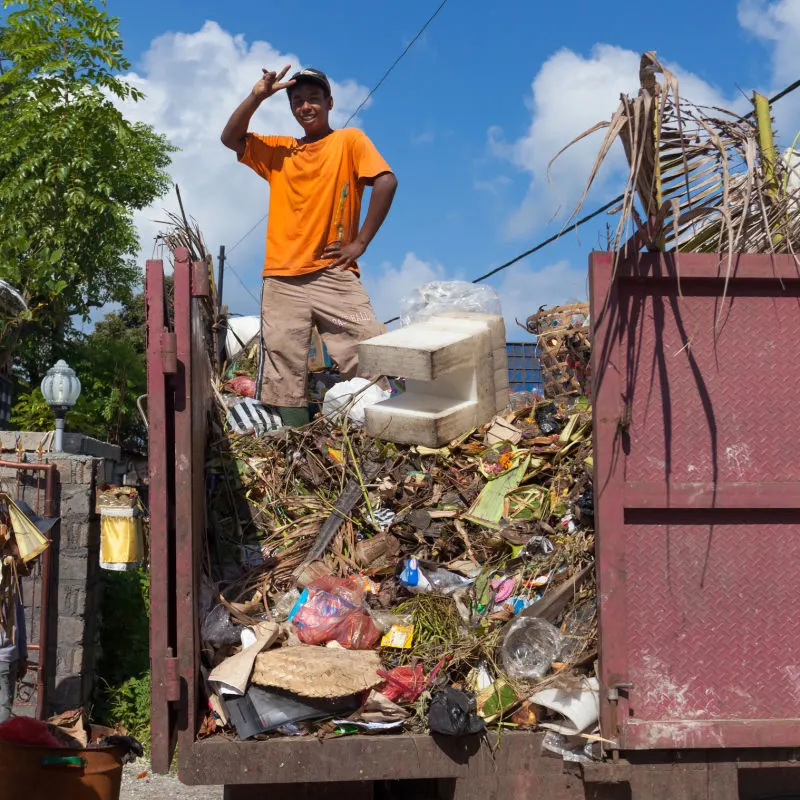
[201,604,244,649]
[534,402,561,436]
[428,688,486,737]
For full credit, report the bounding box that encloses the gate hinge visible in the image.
[164,654,181,704]
[160,332,177,375]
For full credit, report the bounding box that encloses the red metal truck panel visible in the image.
[591,251,800,750]
[145,256,179,772]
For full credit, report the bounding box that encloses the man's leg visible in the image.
[310,270,384,379]
[0,660,17,723]
[256,276,313,425]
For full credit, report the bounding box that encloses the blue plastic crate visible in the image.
[505,342,543,395]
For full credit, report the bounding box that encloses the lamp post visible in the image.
[40,360,81,452]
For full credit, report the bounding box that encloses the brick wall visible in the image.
[1,432,126,716]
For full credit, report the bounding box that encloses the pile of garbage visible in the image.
[200,388,599,750]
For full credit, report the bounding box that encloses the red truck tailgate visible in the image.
[591,251,800,750]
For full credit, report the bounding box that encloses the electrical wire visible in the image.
[343,0,451,128]
[226,0,452,257]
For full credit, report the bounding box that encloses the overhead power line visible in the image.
[227,0,452,257]
[343,0,451,128]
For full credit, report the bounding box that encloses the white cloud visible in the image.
[118,21,369,313]
[738,0,800,139]
[361,252,449,325]
[493,45,733,238]
[492,260,588,336]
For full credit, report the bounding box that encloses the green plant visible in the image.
[94,565,151,747]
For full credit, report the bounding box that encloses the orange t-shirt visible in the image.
[239,128,393,277]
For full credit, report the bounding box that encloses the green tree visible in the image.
[0,0,175,381]
[10,280,166,450]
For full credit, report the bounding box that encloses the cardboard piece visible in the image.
[252,644,383,698]
[209,621,280,696]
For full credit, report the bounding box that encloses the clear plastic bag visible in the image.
[400,281,502,326]
[500,616,563,680]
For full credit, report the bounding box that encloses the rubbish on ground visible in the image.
[399,281,501,326]
[486,417,523,446]
[203,326,597,743]
[380,623,414,649]
[356,531,400,565]
[224,375,257,398]
[251,645,383,698]
[290,576,382,649]
[359,690,410,723]
[322,378,390,426]
[531,676,600,735]
[333,719,405,733]
[226,398,283,435]
[201,605,244,649]
[428,688,486,737]
[298,464,381,571]
[358,313,507,447]
[541,730,597,765]
[511,700,538,728]
[376,664,426,704]
[501,617,564,680]
[208,622,280,696]
[225,315,261,361]
[225,685,359,740]
[475,678,518,722]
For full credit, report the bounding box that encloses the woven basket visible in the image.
[526,303,591,401]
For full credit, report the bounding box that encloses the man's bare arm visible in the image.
[323,171,398,269]
[221,66,295,158]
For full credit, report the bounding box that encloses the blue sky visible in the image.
[107,0,800,334]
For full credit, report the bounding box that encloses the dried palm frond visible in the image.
[553,51,800,262]
[154,185,209,262]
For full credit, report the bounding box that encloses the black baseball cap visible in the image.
[288,68,331,97]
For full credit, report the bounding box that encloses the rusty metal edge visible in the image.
[146,256,179,773]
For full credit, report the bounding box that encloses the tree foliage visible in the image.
[0,0,175,380]
[9,279,166,451]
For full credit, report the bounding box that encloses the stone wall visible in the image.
[1,432,127,716]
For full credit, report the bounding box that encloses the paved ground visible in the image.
[120,759,222,800]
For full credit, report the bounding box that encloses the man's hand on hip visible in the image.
[253,65,295,102]
[323,240,367,270]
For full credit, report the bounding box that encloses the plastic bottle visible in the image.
[500,617,563,680]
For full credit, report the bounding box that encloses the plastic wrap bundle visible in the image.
[400,281,501,326]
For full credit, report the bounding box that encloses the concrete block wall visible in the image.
[0,432,125,716]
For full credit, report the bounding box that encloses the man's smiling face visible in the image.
[289,82,333,137]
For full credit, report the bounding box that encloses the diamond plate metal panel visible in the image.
[624,289,800,485]
[591,251,800,751]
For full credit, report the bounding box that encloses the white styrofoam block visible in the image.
[358,325,477,381]
[358,314,504,447]
[365,397,478,448]
[431,312,506,352]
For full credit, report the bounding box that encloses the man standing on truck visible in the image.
[221,66,398,428]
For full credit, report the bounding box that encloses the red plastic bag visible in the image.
[292,577,381,650]
[225,376,257,398]
[0,717,63,747]
[376,664,426,704]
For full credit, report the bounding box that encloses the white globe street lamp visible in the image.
[40,360,81,452]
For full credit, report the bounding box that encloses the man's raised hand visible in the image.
[252,66,295,101]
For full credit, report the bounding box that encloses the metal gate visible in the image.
[591,251,800,750]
